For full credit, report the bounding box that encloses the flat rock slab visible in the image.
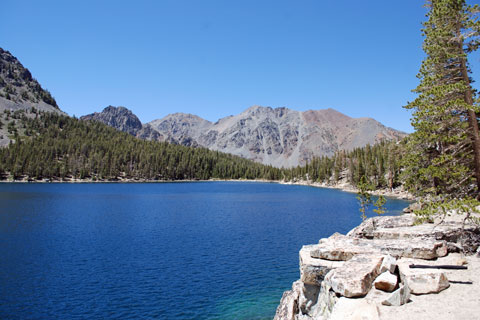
[325,254,383,297]
[397,259,450,295]
[347,215,416,238]
[329,297,379,320]
[299,245,344,285]
[310,234,447,261]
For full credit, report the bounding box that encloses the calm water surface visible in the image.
[0,182,408,319]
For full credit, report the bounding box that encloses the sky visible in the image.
[2,0,480,133]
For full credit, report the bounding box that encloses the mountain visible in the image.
[83,105,406,168]
[0,47,64,146]
[80,106,163,141]
[147,106,406,167]
[0,48,61,113]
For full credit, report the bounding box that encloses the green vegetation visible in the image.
[285,140,403,190]
[0,112,282,181]
[356,176,387,221]
[403,0,480,224]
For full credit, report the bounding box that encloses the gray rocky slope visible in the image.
[0,47,61,114]
[150,106,405,167]
[83,105,406,168]
[0,47,64,146]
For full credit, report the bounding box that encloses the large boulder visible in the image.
[325,254,384,297]
[397,259,450,294]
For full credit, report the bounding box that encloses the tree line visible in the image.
[0,111,283,181]
[284,140,403,190]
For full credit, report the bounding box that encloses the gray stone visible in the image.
[330,297,380,320]
[374,271,397,292]
[274,281,301,320]
[380,254,397,273]
[298,283,319,315]
[305,280,339,320]
[397,259,450,295]
[382,284,411,306]
[325,254,384,297]
[300,245,344,285]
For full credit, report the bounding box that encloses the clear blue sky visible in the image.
[2,0,480,133]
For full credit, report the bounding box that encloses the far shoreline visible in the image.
[0,177,414,201]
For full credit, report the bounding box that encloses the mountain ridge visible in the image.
[0,47,64,146]
[82,105,406,168]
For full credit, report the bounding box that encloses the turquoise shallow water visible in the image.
[0,182,408,319]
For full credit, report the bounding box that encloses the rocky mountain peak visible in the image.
[80,105,163,142]
[80,106,142,136]
[146,106,406,167]
[0,47,60,113]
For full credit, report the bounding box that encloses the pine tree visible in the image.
[404,0,480,199]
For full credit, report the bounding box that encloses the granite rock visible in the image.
[381,284,411,306]
[325,254,384,297]
[374,271,398,292]
[397,259,450,295]
[310,233,447,261]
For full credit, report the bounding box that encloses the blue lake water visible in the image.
[0,182,408,319]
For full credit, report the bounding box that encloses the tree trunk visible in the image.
[458,40,480,198]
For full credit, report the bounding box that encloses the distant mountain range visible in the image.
[81,105,406,167]
[0,47,406,167]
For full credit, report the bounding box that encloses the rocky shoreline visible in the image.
[280,180,415,201]
[274,212,480,320]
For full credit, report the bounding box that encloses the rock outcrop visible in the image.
[0,47,60,113]
[274,213,480,320]
[80,106,164,141]
[0,47,64,146]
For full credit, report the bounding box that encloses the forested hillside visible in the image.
[0,109,283,181]
[0,106,405,186]
[285,140,404,190]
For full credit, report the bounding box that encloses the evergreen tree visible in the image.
[404,0,480,199]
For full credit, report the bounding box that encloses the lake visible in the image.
[0,182,408,319]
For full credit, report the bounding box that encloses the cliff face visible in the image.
[274,213,480,320]
[147,106,406,168]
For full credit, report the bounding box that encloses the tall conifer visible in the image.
[404,0,480,198]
